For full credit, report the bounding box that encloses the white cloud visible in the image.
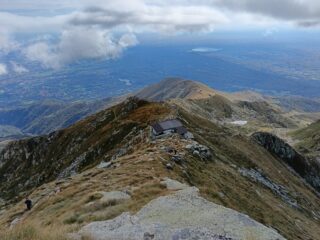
[262,28,278,37]
[0,0,79,10]
[24,42,57,68]
[0,31,19,54]
[0,63,7,75]
[0,12,69,34]
[0,0,320,69]
[0,1,228,68]
[1,1,320,31]
[69,5,228,33]
[10,61,29,74]
[24,28,138,69]
[213,0,320,22]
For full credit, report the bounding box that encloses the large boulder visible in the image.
[185,142,212,161]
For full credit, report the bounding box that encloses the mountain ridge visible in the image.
[136,77,219,101]
[1,95,320,239]
[1,79,320,239]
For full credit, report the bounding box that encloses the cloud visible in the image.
[0,12,69,34]
[12,1,228,69]
[212,0,320,24]
[10,61,29,74]
[0,63,7,75]
[0,1,228,69]
[152,0,320,27]
[297,20,320,27]
[24,28,138,69]
[0,0,80,10]
[0,31,20,54]
[262,28,279,37]
[1,0,320,69]
[69,5,228,33]
[1,1,320,31]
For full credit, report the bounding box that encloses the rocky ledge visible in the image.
[77,185,285,240]
[252,132,320,192]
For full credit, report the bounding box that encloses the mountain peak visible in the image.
[136,77,218,101]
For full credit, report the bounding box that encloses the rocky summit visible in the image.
[0,79,320,240]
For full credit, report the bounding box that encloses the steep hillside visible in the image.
[170,96,296,132]
[1,97,320,239]
[252,132,320,191]
[291,120,320,158]
[0,98,171,201]
[0,97,122,136]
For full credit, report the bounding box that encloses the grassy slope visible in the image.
[177,108,320,239]
[0,98,171,201]
[1,99,320,239]
[291,120,320,155]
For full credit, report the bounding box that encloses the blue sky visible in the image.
[0,0,319,74]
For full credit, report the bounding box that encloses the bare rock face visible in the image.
[252,132,320,192]
[252,132,298,162]
[78,187,285,240]
[239,168,298,208]
[185,142,212,161]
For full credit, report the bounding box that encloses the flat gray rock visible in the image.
[100,191,131,203]
[79,187,285,240]
[160,178,189,190]
[97,161,112,169]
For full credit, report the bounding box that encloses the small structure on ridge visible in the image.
[151,119,194,139]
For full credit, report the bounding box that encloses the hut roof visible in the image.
[151,119,184,134]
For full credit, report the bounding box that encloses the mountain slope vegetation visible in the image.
[137,78,320,133]
[0,94,320,239]
[292,120,320,158]
[0,80,320,240]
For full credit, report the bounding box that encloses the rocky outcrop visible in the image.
[78,187,285,240]
[239,168,297,207]
[252,132,320,192]
[96,161,113,169]
[185,142,213,161]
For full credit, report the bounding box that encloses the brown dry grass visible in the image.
[176,108,320,240]
[1,106,320,240]
[0,138,175,231]
[0,220,70,240]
